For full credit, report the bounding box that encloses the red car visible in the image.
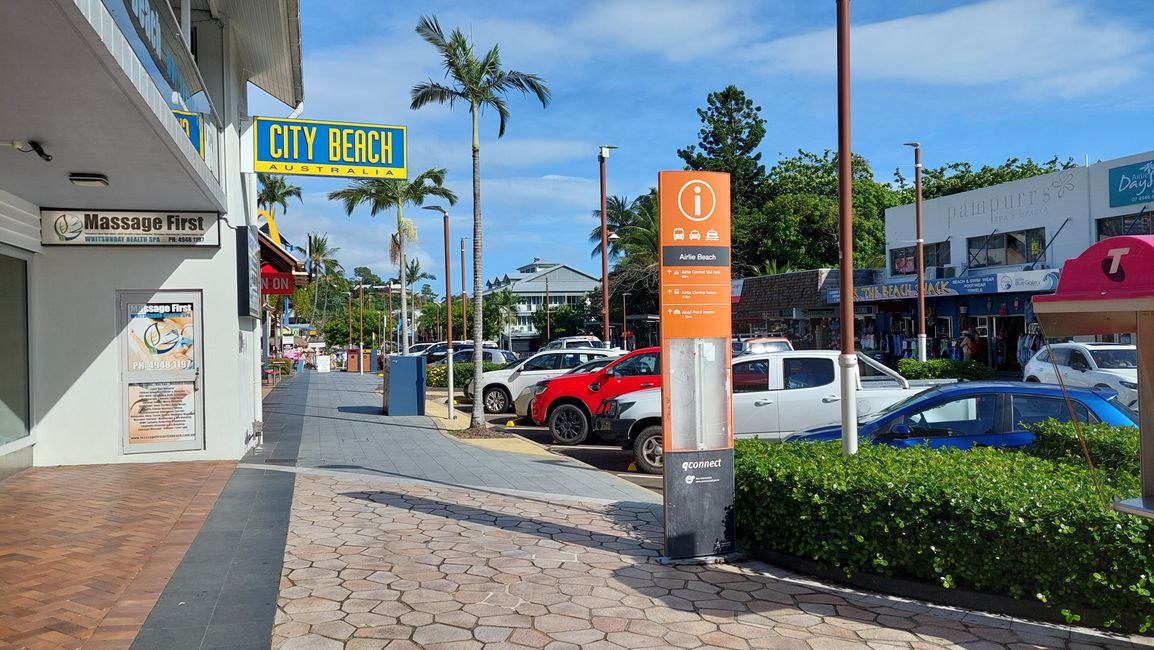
[530,347,661,445]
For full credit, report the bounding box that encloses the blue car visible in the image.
[785,381,1137,449]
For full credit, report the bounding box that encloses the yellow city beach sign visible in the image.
[253,117,407,179]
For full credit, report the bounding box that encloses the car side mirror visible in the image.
[887,423,912,439]
[604,367,617,378]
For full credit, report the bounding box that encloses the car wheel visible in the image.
[633,425,663,474]
[1025,376,1039,382]
[483,387,510,413]
[549,405,589,445]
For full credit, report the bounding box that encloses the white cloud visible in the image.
[749,0,1152,98]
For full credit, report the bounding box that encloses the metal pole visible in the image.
[599,147,610,344]
[347,293,352,370]
[837,0,859,456]
[359,283,364,375]
[443,212,455,421]
[908,142,927,362]
[460,238,468,339]
[387,287,393,354]
[545,277,551,340]
[622,293,629,351]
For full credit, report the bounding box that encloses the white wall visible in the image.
[885,165,1094,281]
[29,17,264,466]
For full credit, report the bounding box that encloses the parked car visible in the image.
[592,350,947,473]
[1022,343,1138,411]
[737,337,794,355]
[539,335,609,351]
[785,381,1137,448]
[422,340,498,363]
[465,348,622,413]
[530,347,661,445]
[514,356,618,418]
[428,348,519,367]
[406,342,436,356]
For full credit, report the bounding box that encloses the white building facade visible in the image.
[484,259,600,352]
[830,150,1154,370]
[0,0,302,479]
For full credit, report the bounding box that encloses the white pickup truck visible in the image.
[591,350,951,473]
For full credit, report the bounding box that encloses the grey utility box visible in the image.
[383,355,426,416]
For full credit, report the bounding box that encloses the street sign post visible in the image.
[657,171,736,562]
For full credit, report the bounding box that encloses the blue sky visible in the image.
[251,0,1154,292]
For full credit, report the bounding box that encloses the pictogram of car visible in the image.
[689,230,701,240]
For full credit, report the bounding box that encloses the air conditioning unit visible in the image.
[942,265,959,278]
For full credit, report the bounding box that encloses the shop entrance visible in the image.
[992,315,1026,372]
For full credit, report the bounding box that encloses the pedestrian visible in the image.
[960,329,974,362]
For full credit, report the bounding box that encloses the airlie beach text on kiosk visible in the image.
[658,171,738,562]
[253,117,407,179]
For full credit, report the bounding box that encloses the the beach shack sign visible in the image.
[253,117,407,179]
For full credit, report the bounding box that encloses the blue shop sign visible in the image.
[254,117,407,179]
[829,275,997,304]
[1108,159,1154,208]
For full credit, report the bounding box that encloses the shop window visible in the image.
[890,241,951,276]
[966,228,1045,268]
[0,254,29,446]
[1097,212,1154,240]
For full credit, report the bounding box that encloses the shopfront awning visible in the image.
[828,269,1059,304]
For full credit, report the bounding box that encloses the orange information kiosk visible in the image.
[1032,235,1154,519]
[657,171,737,560]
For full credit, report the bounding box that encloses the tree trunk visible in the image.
[398,206,409,354]
[471,105,485,429]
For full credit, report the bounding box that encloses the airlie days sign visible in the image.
[254,117,407,179]
[41,210,219,246]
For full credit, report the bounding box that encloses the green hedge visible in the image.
[1023,419,1141,491]
[734,440,1153,632]
[897,358,993,380]
[426,361,504,389]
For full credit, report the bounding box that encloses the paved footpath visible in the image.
[4,370,1152,649]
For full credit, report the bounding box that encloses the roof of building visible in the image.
[485,262,599,295]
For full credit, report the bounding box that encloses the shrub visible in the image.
[734,440,1154,632]
[1023,419,1141,491]
[268,358,294,375]
[897,358,993,380]
[426,361,504,388]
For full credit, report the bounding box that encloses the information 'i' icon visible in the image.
[693,185,702,218]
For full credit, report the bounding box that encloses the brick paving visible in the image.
[0,461,233,650]
[271,470,1148,650]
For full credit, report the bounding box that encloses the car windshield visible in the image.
[859,388,943,424]
[747,341,790,353]
[1090,349,1137,369]
[567,359,610,374]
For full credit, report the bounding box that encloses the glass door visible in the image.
[119,291,204,454]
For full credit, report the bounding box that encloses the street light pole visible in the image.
[622,292,630,351]
[424,206,455,421]
[836,0,858,456]
[347,292,352,370]
[359,282,364,375]
[598,145,617,345]
[905,141,927,362]
[460,238,468,340]
[545,277,551,340]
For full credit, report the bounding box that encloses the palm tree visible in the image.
[587,195,634,259]
[327,168,456,353]
[306,234,343,334]
[410,258,436,309]
[257,173,302,244]
[411,14,551,428]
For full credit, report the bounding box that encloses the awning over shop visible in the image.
[828,269,1059,304]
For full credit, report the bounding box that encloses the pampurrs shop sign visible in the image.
[1109,159,1154,208]
[41,210,219,246]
